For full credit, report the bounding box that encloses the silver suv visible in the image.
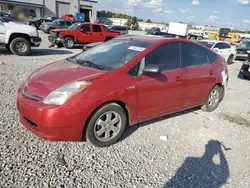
[40,19,73,34]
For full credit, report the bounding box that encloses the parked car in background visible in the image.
[0,11,11,22]
[48,23,120,48]
[198,40,236,65]
[27,18,54,30]
[43,15,59,21]
[235,41,250,61]
[62,14,76,22]
[41,19,73,34]
[17,36,228,147]
[146,27,160,35]
[0,18,41,56]
[240,52,250,80]
[109,25,128,35]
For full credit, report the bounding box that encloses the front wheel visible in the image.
[85,103,127,147]
[201,85,221,112]
[227,54,234,65]
[64,37,75,49]
[10,38,31,56]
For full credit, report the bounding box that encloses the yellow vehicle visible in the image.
[208,28,241,43]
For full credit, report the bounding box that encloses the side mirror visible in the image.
[142,64,161,74]
[213,48,220,52]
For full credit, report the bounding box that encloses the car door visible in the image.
[136,42,185,121]
[91,24,104,42]
[57,20,66,29]
[181,42,217,108]
[213,42,231,60]
[0,19,6,43]
[78,24,92,44]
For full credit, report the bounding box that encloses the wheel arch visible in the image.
[7,32,31,45]
[82,100,131,140]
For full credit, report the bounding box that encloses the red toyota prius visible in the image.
[16,36,228,147]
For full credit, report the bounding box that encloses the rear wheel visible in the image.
[227,54,234,65]
[64,37,75,49]
[85,103,127,147]
[10,37,31,56]
[201,85,221,112]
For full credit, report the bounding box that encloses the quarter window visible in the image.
[182,42,210,67]
[145,42,181,71]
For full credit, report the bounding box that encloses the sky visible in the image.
[96,0,250,30]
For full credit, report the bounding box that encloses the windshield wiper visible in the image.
[75,59,102,70]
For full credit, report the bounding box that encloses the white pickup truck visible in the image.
[0,18,41,56]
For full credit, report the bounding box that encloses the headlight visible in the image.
[43,81,91,105]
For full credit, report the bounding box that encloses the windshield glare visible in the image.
[198,41,215,49]
[239,42,250,48]
[69,23,80,30]
[73,40,151,70]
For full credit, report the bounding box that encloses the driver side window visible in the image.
[145,42,181,71]
[81,24,90,32]
[214,43,224,49]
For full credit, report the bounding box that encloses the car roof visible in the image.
[199,40,229,44]
[115,35,188,44]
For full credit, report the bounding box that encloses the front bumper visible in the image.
[31,37,41,47]
[16,86,85,141]
[48,36,64,47]
[235,54,248,61]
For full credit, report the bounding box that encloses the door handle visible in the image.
[100,34,103,36]
[176,76,183,83]
[89,33,92,35]
[209,71,215,76]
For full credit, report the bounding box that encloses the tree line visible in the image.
[97,10,153,23]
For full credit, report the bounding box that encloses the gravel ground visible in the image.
[0,31,250,188]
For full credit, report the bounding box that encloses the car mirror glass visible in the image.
[142,64,161,74]
[213,48,220,52]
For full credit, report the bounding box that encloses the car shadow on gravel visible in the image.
[164,140,230,188]
[0,48,12,55]
[30,49,73,56]
[123,107,200,139]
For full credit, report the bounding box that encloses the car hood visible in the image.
[25,60,106,98]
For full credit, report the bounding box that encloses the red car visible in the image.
[62,14,76,22]
[48,23,120,48]
[17,36,228,147]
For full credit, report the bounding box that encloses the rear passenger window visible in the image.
[92,25,102,32]
[182,42,210,67]
[206,50,217,64]
[66,21,72,26]
[145,42,181,71]
[58,21,65,26]
[81,24,90,32]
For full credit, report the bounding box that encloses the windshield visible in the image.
[239,42,250,48]
[69,23,80,30]
[198,41,215,49]
[69,39,151,70]
[104,25,111,31]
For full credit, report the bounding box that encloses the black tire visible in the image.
[104,37,113,42]
[243,75,249,80]
[85,103,127,147]
[48,28,54,34]
[9,37,31,56]
[64,37,75,49]
[201,85,221,112]
[5,44,10,51]
[227,54,234,65]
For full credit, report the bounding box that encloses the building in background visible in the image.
[0,0,97,21]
